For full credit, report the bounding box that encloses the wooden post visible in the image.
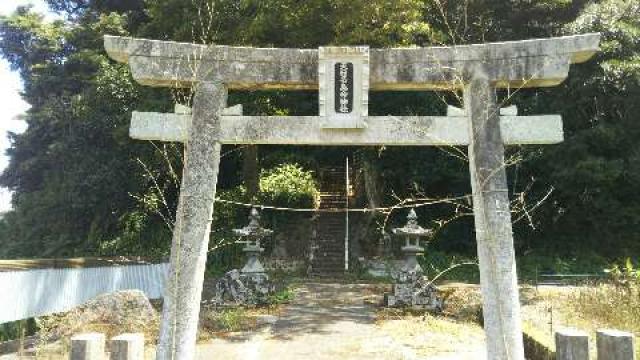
[110,333,144,360]
[555,329,589,360]
[156,81,227,360]
[597,329,635,360]
[70,333,105,360]
[465,72,525,360]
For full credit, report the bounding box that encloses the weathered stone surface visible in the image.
[447,104,518,116]
[70,333,105,360]
[222,104,243,116]
[263,259,304,273]
[384,210,443,311]
[105,33,599,90]
[597,329,635,360]
[155,82,227,360]
[204,269,274,306]
[39,290,157,342]
[109,333,144,360]
[384,278,443,311]
[318,46,369,128]
[234,208,273,278]
[555,329,589,360]
[466,74,525,360]
[174,104,242,116]
[130,113,563,145]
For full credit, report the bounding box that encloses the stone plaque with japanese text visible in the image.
[319,46,369,128]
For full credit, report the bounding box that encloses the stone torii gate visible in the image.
[104,33,600,360]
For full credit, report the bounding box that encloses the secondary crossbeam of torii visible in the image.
[104,33,599,360]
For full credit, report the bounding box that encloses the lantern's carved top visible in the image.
[104,33,600,90]
[233,208,273,239]
[392,209,433,238]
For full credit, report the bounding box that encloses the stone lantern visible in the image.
[392,208,433,280]
[233,208,273,277]
[385,208,442,310]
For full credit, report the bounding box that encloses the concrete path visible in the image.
[196,282,486,360]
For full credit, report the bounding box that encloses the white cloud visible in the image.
[0,0,60,212]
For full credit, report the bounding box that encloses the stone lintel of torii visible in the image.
[104,33,600,360]
[129,105,563,145]
[104,33,599,90]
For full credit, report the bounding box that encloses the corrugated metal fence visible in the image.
[0,259,168,323]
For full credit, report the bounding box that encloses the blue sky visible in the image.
[0,0,60,212]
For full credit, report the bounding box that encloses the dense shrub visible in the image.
[206,186,251,276]
[258,163,318,209]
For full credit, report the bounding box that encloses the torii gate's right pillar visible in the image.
[465,72,525,359]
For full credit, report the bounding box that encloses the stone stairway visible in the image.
[310,168,351,276]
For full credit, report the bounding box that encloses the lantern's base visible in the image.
[208,269,275,306]
[241,252,266,275]
[384,279,444,311]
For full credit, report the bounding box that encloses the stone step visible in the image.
[311,167,355,276]
[312,258,344,262]
[316,218,346,222]
[315,248,344,253]
[311,263,344,269]
[311,256,343,261]
[310,262,342,266]
[311,255,344,261]
[314,247,344,251]
[313,250,343,255]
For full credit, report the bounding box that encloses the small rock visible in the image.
[38,290,158,341]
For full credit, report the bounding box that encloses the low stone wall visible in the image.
[263,259,305,274]
[362,258,404,278]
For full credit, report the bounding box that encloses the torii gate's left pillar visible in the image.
[156,82,227,360]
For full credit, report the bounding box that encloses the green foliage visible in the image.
[516,252,610,279]
[199,307,251,333]
[0,319,37,342]
[417,251,613,283]
[606,258,640,285]
[206,186,252,276]
[419,251,480,283]
[0,6,177,258]
[0,0,638,263]
[511,0,640,257]
[258,163,318,209]
[268,286,295,305]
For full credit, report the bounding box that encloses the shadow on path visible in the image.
[269,282,379,340]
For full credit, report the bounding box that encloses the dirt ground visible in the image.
[192,282,486,360]
[1,282,487,360]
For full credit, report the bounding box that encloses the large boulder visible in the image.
[38,290,158,342]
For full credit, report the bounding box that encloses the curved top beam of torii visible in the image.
[104,33,600,90]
